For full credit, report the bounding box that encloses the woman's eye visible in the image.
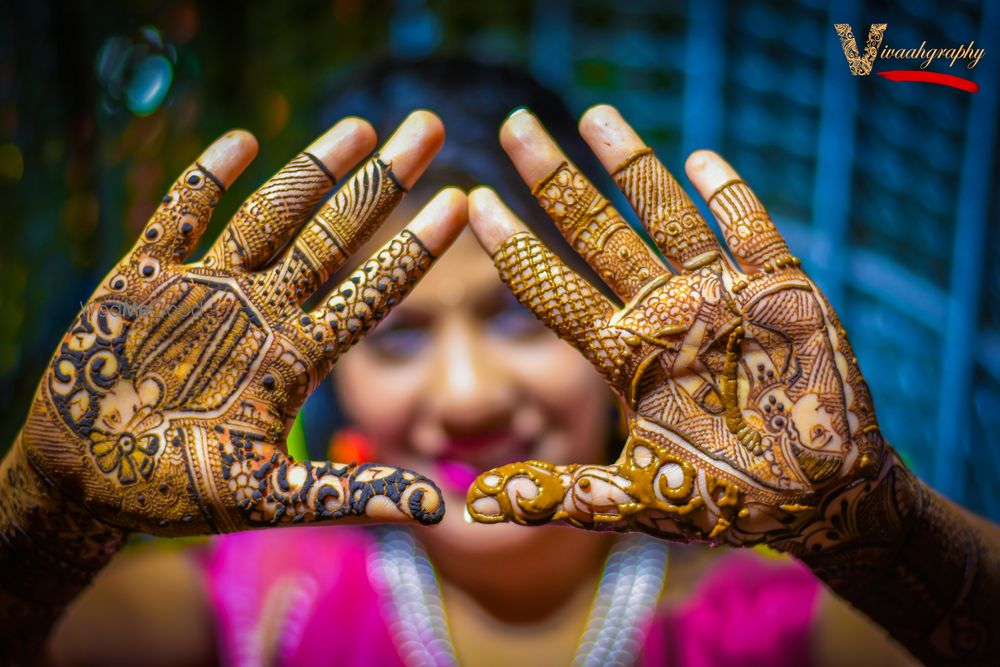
[366,325,428,361]
[487,303,544,341]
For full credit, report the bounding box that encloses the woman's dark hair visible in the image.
[316,57,604,246]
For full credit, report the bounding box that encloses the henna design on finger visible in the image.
[533,162,665,298]
[101,164,222,297]
[707,179,790,268]
[466,460,570,526]
[271,155,405,304]
[613,149,720,269]
[492,232,625,386]
[307,229,433,363]
[468,428,743,541]
[215,428,443,526]
[204,153,335,271]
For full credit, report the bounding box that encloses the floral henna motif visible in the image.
[489,233,620,382]
[1,142,446,660]
[23,228,440,534]
[707,180,790,269]
[0,112,453,660]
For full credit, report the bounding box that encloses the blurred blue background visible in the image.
[1,0,998,518]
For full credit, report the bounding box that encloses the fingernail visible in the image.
[504,105,531,122]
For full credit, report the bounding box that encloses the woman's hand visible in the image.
[463,105,903,550]
[464,105,1000,667]
[9,111,466,539]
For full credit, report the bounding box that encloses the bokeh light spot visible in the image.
[97,26,180,118]
[0,143,24,182]
[126,55,174,117]
[263,90,290,136]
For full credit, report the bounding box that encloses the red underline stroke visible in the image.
[876,70,979,93]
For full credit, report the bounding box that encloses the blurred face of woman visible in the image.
[334,228,611,560]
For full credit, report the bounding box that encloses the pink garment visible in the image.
[201,528,820,667]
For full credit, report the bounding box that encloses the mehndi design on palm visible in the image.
[466,108,892,548]
[13,113,462,538]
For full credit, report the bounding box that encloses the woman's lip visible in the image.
[442,430,518,454]
[428,430,538,495]
[435,459,480,496]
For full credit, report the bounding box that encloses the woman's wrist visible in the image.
[0,434,127,662]
[774,451,921,587]
[778,450,998,666]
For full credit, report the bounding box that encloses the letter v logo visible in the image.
[834,23,887,75]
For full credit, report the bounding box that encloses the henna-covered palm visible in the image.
[466,107,901,550]
[13,113,464,538]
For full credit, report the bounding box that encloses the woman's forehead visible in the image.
[406,229,502,310]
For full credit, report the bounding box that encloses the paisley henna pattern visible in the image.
[1,148,443,660]
[469,151,999,664]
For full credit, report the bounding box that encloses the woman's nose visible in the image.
[428,318,513,433]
